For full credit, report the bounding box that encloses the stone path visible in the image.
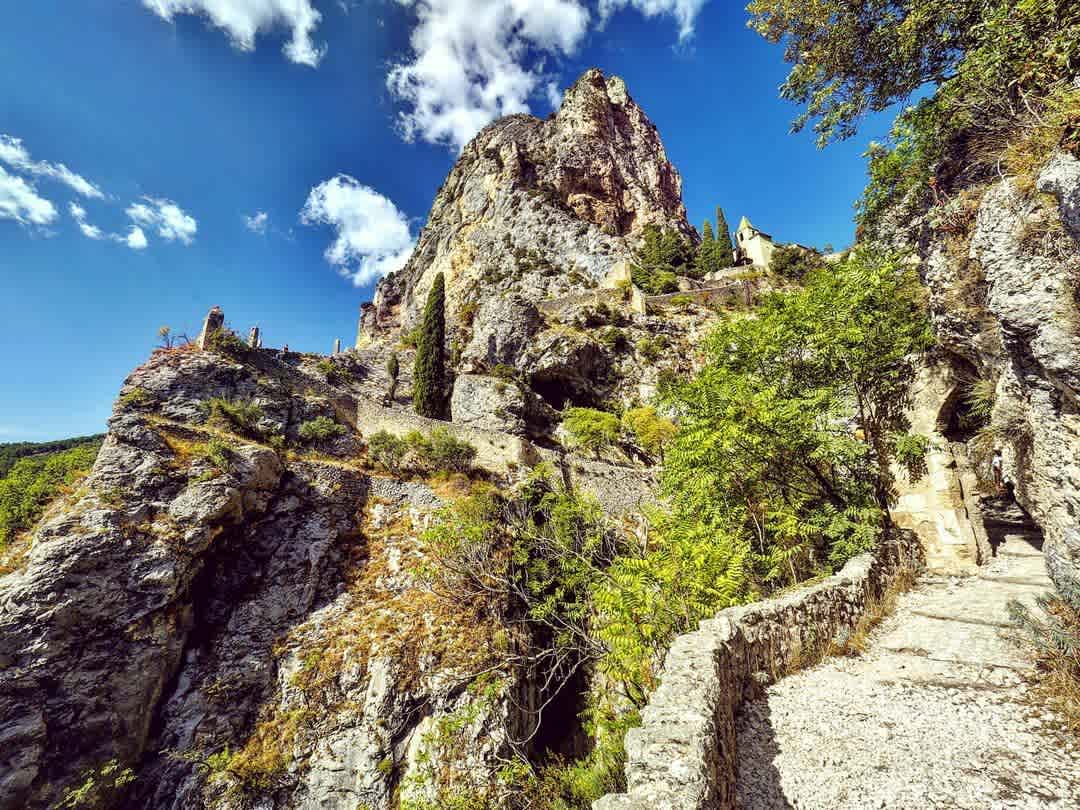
[735,534,1080,809]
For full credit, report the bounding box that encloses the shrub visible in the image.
[621,406,676,460]
[1009,589,1080,736]
[423,428,477,473]
[387,352,401,400]
[770,245,825,280]
[118,387,154,409]
[367,430,408,474]
[316,358,351,385]
[599,327,628,351]
[195,437,232,473]
[206,328,248,358]
[203,397,264,438]
[562,408,620,456]
[491,363,517,381]
[298,416,347,445]
[635,335,668,362]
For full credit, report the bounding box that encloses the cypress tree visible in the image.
[412,273,446,418]
[386,352,400,401]
[714,206,734,264]
[701,220,715,243]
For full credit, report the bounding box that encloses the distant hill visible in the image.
[0,434,105,479]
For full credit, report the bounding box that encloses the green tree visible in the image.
[562,408,621,456]
[714,206,734,263]
[770,244,826,280]
[748,0,1080,147]
[701,220,714,245]
[633,225,693,292]
[661,247,932,583]
[386,352,400,401]
[413,273,447,418]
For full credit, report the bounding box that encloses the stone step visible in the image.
[909,609,1016,630]
[978,574,1053,588]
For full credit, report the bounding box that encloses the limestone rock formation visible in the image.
[359,68,693,348]
[905,150,1080,599]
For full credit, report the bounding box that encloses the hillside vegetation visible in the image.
[0,438,102,549]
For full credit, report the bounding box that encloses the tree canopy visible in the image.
[412,273,447,418]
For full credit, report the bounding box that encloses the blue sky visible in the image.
[0,0,900,442]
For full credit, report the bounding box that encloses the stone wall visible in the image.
[644,280,754,310]
[355,399,541,475]
[593,530,923,810]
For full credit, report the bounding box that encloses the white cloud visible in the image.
[387,0,590,151]
[142,0,325,66]
[545,81,564,110]
[69,202,105,239]
[244,210,269,233]
[0,134,104,199]
[597,0,708,40]
[0,166,58,226]
[300,174,415,286]
[126,197,198,244]
[123,226,149,250]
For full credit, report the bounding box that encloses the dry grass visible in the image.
[835,565,918,657]
[1011,594,1080,738]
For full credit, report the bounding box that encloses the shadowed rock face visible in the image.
[360,68,693,344]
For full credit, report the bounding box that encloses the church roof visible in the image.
[737,215,753,232]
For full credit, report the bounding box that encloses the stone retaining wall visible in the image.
[593,530,923,810]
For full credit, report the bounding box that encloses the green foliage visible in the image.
[0,440,100,547]
[413,273,447,418]
[964,377,996,426]
[387,352,401,400]
[297,416,347,445]
[490,363,517,381]
[661,247,932,583]
[632,225,693,292]
[195,437,232,473]
[367,430,408,474]
[1008,583,1080,734]
[366,428,476,475]
[598,327,628,351]
[206,327,249,358]
[714,205,734,260]
[695,207,734,277]
[634,335,668,362]
[621,407,677,460]
[893,432,931,483]
[316,357,352,385]
[0,434,104,478]
[769,244,825,281]
[562,408,621,456]
[118,387,155,409]
[202,397,264,438]
[55,759,135,808]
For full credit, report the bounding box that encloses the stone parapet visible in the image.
[594,530,922,810]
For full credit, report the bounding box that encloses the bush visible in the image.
[367,430,408,474]
[118,387,154,409]
[621,407,676,460]
[195,437,232,473]
[367,429,477,475]
[206,328,248,359]
[598,327,628,351]
[202,397,264,438]
[316,358,351,385]
[421,428,477,473]
[562,408,620,456]
[770,245,825,280]
[298,416,347,445]
[635,335,668,362]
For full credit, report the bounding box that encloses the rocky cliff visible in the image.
[0,69,723,810]
[893,147,1080,600]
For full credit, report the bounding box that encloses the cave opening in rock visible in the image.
[529,663,592,762]
[937,382,985,443]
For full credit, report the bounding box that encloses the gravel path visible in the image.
[735,535,1080,809]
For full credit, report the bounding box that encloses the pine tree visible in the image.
[386,352,400,402]
[714,206,734,264]
[412,273,446,418]
[702,220,715,244]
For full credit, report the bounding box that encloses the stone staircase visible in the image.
[734,503,1078,809]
